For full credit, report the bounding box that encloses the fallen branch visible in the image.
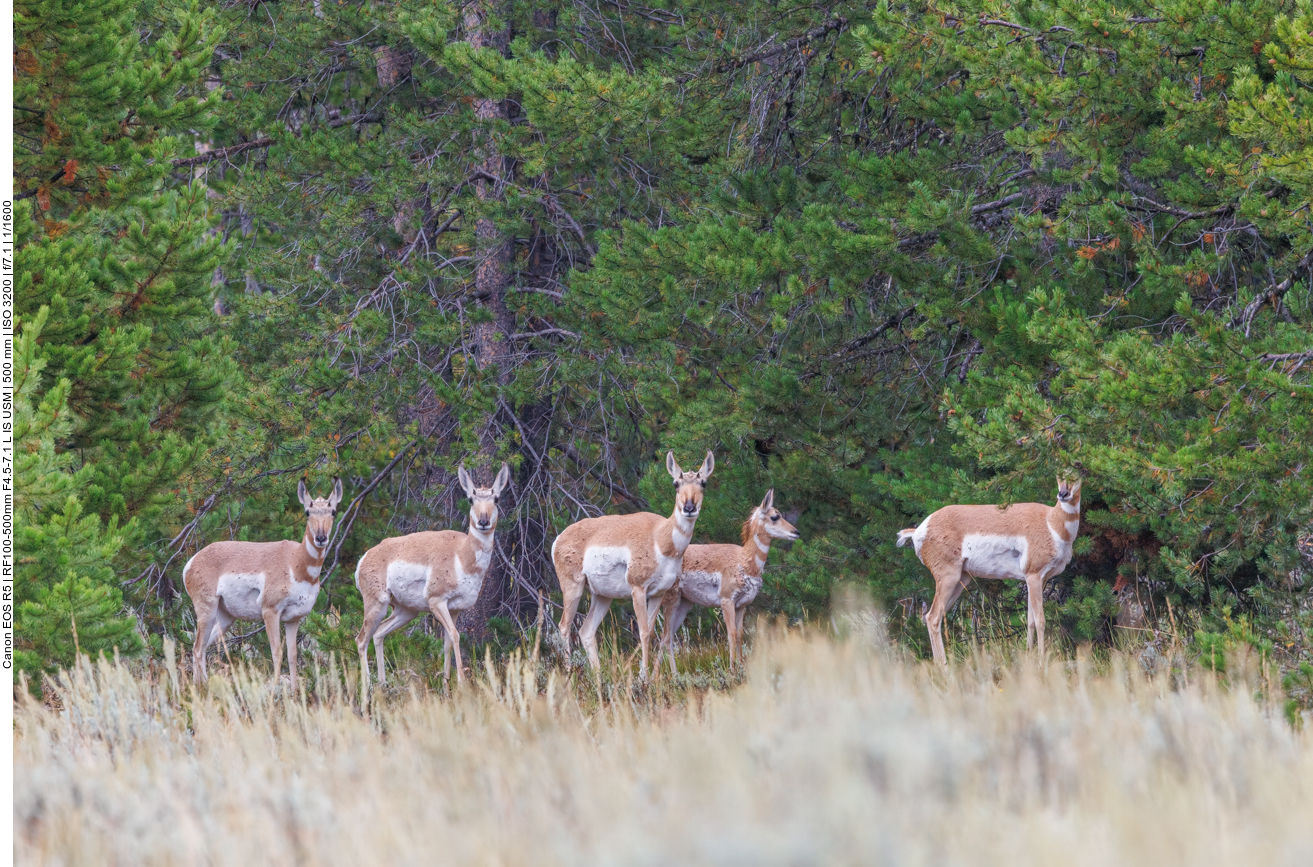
[321,441,419,584]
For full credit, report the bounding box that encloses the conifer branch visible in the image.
[1239,249,1313,335]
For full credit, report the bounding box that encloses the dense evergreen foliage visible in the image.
[14,0,1313,678]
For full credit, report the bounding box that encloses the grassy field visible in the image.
[14,613,1313,866]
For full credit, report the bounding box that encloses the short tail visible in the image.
[896,529,917,548]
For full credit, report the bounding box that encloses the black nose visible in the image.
[316,535,327,544]
[684,503,697,513]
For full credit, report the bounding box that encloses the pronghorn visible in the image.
[897,477,1082,665]
[553,450,714,678]
[354,463,510,687]
[183,478,343,685]
[659,488,798,672]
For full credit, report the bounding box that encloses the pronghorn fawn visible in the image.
[659,489,798,672]
[184,478,343,686]
[354,463,510,688]
[898,477,1082,665]
[553,451,714,679]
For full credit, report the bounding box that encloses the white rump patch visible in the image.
[583,546,631,598]
[961,534,1030,581]
[216,572,266,621]
[387,561,432,611]
[182,553,197,583]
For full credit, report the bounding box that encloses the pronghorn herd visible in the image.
[182,455,1084,684]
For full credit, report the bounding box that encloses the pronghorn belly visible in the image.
[961,534,1030,580]
[582,546,632,599]
[215,573,266,621]
[732,575,763,609]
[446,559,485,612]
[680,571,722,608]
[386,561,432,611]
[278,578,321,621]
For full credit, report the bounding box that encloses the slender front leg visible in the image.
[1026,573,1046,657]
[442,632,453,682]
[720,599,739,664]
[285,619,301,690]
[734,605,749,662]
[429,599,464,684]
[263,609,283,682]
[631,584,652,680]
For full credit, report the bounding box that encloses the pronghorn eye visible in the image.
[771,514,779,521]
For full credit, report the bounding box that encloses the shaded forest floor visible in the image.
[15,611,1313,866]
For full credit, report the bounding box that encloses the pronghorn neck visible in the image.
[738,520,771,578]
[465,525,496,557]
[657,508,698,556]
[1048,493,1082,542]
[299,526,327,581]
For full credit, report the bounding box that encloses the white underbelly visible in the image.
[583,546,632,598]
[278,578,320,621]
[732,575,763,609]
[961,534,1029,581]
[387,561,432,611]
[680,570,722,608]
[216,572,266,621]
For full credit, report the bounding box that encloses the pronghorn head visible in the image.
[458,462,511,534]
[667,450,715,519]
[1056,476,1082,508]
[748,488,800,542]
[298,478,344,550]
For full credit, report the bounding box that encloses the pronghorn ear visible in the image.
[760,488,774,511]
[457,463,476,499]
[493,462,511,497]
[666,450,681,480]
[328,477,344,510]
[697,450,715,479]
[297,479,312,510]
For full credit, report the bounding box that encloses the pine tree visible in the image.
[13,309,140,681]
[14,0,233,667]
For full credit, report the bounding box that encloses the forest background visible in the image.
[13,0,1313,686]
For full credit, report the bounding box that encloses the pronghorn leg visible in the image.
[557,571,586,654]
[284,618,301,690]
[720,599,739,664]
[734,605,749,661]
[577,594,613,671]
[442,632,454,683]
[428,599,463,684]
[631,585,654,680]
[924,565,968,666]
[661,596,694,676]
[371,607,420,685]
[192,605,218,683]
[264,609,284,682]
[355,594,390,687]
[1026,573,1046,657]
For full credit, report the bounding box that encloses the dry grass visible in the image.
[14,612,1313,866]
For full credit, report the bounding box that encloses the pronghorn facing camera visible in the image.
[354,463,510,687]
[898,477,1083,665]
[184,478,343,686]
[660,488,798,672]
[553,450,714,678]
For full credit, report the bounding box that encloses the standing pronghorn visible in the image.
[659,489,798,672]
[183,478,343,686]
[354,463,510,687]
[553,451,714,678]
[898,477,1082,665]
